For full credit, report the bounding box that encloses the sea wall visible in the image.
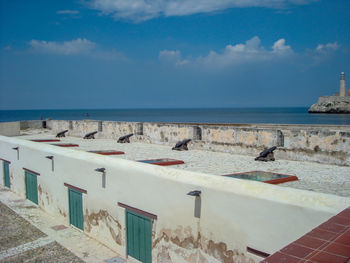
[0,121,20,136]
[47,120,350,166]
[1,135,349,263]
[20,120,45,130]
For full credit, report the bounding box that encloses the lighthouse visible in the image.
[340,72,346,97]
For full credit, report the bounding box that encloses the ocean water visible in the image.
[0,108,349,125]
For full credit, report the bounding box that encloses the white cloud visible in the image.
[315,42,339,54]
[56,10,80,15]
[87,0,317,22]
[159,50,189,66]
[29,38,96,55]
[307,42,340,65]
[163,36,293,68]
[28,38,127,61]
[159,50,181,61]
[160,38,341,69]
[272,38,292,54]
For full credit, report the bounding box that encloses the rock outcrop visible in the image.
[308,96,350,113]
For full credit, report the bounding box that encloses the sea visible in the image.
[0,108,349,125]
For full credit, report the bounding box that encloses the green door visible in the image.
[25,171,38,204]
[126,210,152,263]
[3,161,10,188]
[68,188,84,230]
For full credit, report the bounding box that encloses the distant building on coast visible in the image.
[308,72,350,113]
[340,72,346,97]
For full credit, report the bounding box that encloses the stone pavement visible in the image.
[0,186,126,263]
[19,133,350,197]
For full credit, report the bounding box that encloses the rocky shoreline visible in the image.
[308,96,350,113]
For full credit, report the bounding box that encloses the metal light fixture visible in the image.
[95,168,106,173]
[12,147,19,160]
[187,190,201,197]
[95,168,106,188]
[46,156,54,171]
[187,190,201,218]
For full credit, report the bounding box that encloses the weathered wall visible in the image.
[317,96,350,104]
[47,120,350,166]
[20,120,44,130]
[0,122,20,136]
[1,136,349,263]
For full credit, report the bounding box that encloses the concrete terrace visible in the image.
[18,130,350,197]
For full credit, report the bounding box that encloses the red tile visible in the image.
[324,242,350,257]
[318,222,347,234]
[308,251,348,263]
[281,243,314,259]
[337,209,350,220]
[305,250,320,260]
[334,229,350,246]
[295,235,328,249]
[262,252,301,263]
[308,228,340,242]
[327,216,350,227]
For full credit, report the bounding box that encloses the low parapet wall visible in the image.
[0,121,20,136]
[47,120,350,166]
[1,136,349,263]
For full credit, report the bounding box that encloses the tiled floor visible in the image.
[262,207,350,263]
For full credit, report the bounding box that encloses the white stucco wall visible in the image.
[0,135,349,263]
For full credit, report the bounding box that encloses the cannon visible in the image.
[172,139,191,151]
[255,146,277,162]
[56,130,68,138]
[117,133,134,143]
[84,131,98,139]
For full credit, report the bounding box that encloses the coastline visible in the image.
[1,107,350,125]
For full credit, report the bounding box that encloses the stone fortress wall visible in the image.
[1,119,349,166]
[42,119,350,166]
[1,135,349,263]
[317,96,350,104]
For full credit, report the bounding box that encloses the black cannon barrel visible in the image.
[258,146,277,158]
[84,131,98,139]
[119,133,133,140]
[174,139,191,148]
[56,130,68,138]
[117,133,134,143]
[172,139,191,151]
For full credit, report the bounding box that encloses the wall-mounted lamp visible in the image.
[12,147,19,160]
[187,190,201,218]
[187,190,201,197]
[95,168,106,188]
[46,156,54,171]
[95,168,106,173]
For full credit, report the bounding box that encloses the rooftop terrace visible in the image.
[18,129,350,197]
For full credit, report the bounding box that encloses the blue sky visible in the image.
[0,0,349,109]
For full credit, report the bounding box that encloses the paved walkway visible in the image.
[0,186,125,263]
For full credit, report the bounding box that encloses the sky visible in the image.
[0,0,349,109]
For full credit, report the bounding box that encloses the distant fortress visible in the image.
[308,72,350,113]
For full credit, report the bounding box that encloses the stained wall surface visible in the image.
[0,121,20,136]
[1,135,349,263]
[47,120,350,166]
